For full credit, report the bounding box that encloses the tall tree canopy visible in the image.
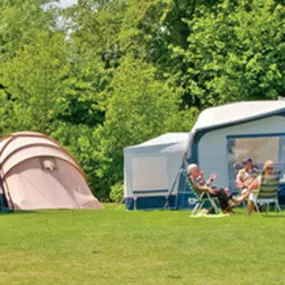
[0,0,284,200]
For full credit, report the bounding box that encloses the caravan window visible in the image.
[227,134,285,191]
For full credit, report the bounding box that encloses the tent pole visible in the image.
[164,132,194,210]
[164,168,181,210]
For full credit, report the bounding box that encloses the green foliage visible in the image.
[109,182,124,202]
[92,56,196,195]
[1,0,285,199]
[65,0,170,67]
[0,0,57,63]
[173,0,285,107]
[0,32,68,133]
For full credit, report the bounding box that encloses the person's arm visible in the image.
[206,173,216,186]
[248,176,261,191]
[236,171,245,189]
[199,171,206,185]
[190,179,216,195]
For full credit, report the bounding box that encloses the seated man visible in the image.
[236,158,260,194]
[188,164,243,214]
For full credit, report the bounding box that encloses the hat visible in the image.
[242,158,252,164]
[264,160,273,169]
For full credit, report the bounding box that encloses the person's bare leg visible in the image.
[247,201,254,216]
[247,202,251,215]
[243,192,250,200]
[232,192,249,204]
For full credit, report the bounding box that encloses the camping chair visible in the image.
[181,170,220,215]
[253,170,281,215]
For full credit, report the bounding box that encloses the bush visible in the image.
[109,182,124,202]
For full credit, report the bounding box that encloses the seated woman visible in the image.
[247,160,280,215]
[188,164,246,214]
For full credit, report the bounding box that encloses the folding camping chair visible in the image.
[181,170,220,215]
[253,170,281,215]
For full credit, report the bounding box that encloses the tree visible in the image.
[92,56,198,198]
[64,0,172,68]
[173,0,285,107]
[2,0,284,200]
[0,32,68,134]
[0,0,57,63]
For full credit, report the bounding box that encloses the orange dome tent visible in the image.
[0,132,103,211]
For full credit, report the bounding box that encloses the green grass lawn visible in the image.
[0,205,284,285]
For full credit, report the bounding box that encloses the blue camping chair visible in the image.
[180,170,220,215]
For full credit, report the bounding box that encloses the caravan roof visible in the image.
[194,101,285,132]
[125,132,189,148]
[124,132,189,154]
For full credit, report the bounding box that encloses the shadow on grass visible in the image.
[168,275,182,280]
[0,210,36,215]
